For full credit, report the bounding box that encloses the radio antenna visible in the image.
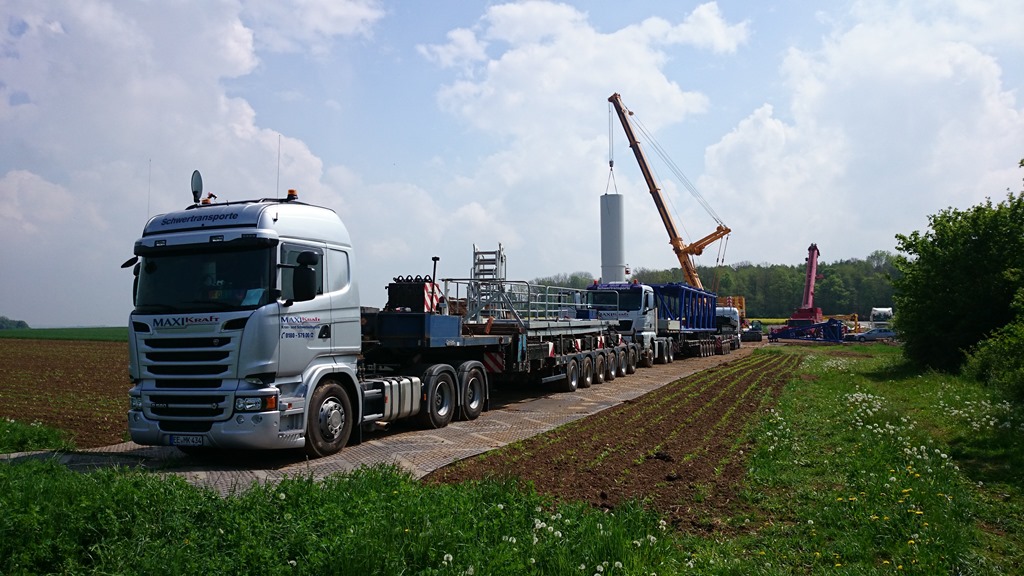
[276,134,282,198]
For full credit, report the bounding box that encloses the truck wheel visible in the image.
[459,365,486,421]
[616,348,627,378]
[640,348,654,368]
[626,346,638,374]
[655,343,667,365]
[305,380,353,458]
[560,358,579,392]
[579,356,594,388]
[593,354,605,384]
[604,353,616,381]
[421,371,456,429]
[666,344,674,363]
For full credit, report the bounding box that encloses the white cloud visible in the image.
[417,28,488,68]
[660,2,750,54]
[0,0,379,325]
[241,0,385,54]
[699,0,1024,264]
[0,170,76,235]
[418,2,748,277]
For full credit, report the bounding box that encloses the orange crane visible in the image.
[608,93,730,290]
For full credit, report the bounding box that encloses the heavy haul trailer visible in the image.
[587,281,720,366]
[361,274,635,405]
[124,174,636,458]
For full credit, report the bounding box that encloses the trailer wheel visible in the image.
[305,379,353,458]
[421,371,456,429]
[560,358,579,392]
[459,365,486,421]
[655,342,668,364]
[604,353,616,381]
[626,346,638,374]
[666,342,675,363]
[615,348,627,378]
[640,347,654,368]
[593,354,606,384]
[579,355,594,388]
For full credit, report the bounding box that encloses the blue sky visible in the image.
[2,0,1022,327]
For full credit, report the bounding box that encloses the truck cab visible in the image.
[126,194,363,455]
[588,281,658,367]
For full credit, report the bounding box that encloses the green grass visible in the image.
[0,419,75,453]
[0,326,127,341]
[1,345,1021,574]
[0,326,128,341]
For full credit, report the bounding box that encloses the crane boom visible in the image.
[801,243,820,310]
[608,93,729,290]
[785,243,823,326]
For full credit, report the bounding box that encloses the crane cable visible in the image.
[628,109,731,284]
[631,114,725,227]
[606,104,619,194]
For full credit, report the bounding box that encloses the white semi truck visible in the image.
[124,173,647,457]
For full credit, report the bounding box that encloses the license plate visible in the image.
[170,435,204,447]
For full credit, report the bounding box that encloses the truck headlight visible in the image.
[130,396,143,411]
[235,395,277,412]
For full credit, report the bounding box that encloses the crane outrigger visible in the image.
[608,92,730,290]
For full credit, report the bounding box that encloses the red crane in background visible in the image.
[787,243,823,326]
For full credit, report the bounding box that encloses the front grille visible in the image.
[145,337,231,349]
[139,330,241,422]
[146,351,229,362]
[154,379,222,389]
[150,364,229,376]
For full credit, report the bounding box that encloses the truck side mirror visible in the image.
[292,251,319,302]
[132,262,140,305]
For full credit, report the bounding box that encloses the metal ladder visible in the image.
[468,244,509,321]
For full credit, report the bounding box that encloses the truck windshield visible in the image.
[135,247,272,313]
[590,291,643,311]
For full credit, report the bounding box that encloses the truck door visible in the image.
[325,247,361,355]
[277,243,332,377]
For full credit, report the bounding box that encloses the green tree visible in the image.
[0,316,30,330]
[964,282,1024,399]
[893,190,1024,371]
[532,271,596,289]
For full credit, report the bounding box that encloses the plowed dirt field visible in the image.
[1,338,803,530]
[426,351,802,530]
[0,340,129,448]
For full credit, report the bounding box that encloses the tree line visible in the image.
[533,249,898,320]
[0,316,30,330]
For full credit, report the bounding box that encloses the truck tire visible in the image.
[305,379,353,458]
[655,342,668,364]
[458,363,486,421]
[579,355,594,389]
[421,370,456,429]
[560,358,579,392]
[640,347,654,368]
[604,353,616,382]
[615,348,627,378]
[626,345,638,374]
[593,354,606,384]
[666,343,674,363]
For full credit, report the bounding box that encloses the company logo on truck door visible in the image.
[282,315,321,340]
[151,315,221,328]
[282,316,321,325]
